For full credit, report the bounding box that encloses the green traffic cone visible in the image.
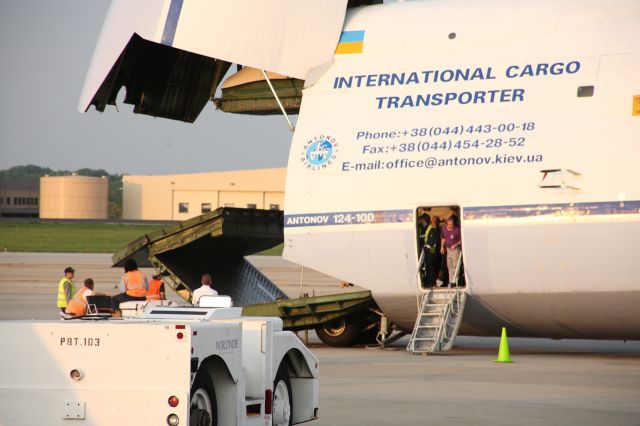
[494,327,513,363]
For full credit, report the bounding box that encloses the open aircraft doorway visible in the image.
[416,206,466,289]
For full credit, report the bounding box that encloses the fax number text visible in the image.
[362,137,526,154]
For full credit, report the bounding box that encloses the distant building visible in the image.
[0,179,40,218]
[123,168,285,220]
[40,175,108,219]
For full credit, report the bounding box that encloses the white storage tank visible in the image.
[39,175,108,219]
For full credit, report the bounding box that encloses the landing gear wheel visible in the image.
[191,371,217,426]
[315,315,361,347]
[272,364,292,426]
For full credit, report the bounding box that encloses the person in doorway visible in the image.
[440,218,462,286]
[420,213,440,287]
[417,213,429,252]
[427,215,442,287]
[65,278,95,317]
[147,273,166,301]
[192,273,218,306]
[417,214,430,282]
[57,266,76,315]
[435,218,448,285]
[421,214,441,287]
[111,259,148,312]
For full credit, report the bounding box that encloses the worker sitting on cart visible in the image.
[111,259,148,313]
[65,278,96,317]
[192,273,218,306]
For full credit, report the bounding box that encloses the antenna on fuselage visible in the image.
[261,69,295,132]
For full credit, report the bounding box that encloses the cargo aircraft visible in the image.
[79,0,640,346]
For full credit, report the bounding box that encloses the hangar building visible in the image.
[123,168,286,221]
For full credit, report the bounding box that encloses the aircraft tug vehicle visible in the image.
[0,303,319,426]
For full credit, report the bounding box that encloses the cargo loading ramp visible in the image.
[112,208,287,306]
[113,207,378,338]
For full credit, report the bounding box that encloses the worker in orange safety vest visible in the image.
[111,259,148,312]
[147,273,166,301]
[65,278,96,317]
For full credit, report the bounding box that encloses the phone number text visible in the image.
[356,122,536,141]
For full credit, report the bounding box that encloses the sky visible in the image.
[0,1,293,175]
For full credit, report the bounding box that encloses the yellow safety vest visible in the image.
[57,278,76,308]
[424,225,436,254]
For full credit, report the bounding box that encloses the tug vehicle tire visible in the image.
[272,363,293,426]
[191,370,217,426]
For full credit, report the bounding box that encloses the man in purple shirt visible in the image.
[440,218,462,285]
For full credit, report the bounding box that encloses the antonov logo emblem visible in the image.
[301,136,338,170]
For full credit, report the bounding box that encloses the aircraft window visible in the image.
[224,203,235,207]
[247,204,257,209]
[201,203,212,213]
[270,204,280,210]
[577,86,594,97]
[178,203,189,213]
[448,32,456,40]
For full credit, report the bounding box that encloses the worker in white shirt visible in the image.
[192,273,218,306]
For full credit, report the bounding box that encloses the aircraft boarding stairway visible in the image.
[407,252,467,354]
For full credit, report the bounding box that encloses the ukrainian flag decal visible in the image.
[335,30,365,54]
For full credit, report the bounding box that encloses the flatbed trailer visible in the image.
[242,290,375,331]
[0,306,319,426]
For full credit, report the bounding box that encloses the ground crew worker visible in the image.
[417,212,429,252]
[424,215,441,287]
[192,273,218,306]
[57,266,76,315]
[65,278,95,317]
[417,214,430,282]
[111,259,148,312]
[147,273,166,301]
[420,213,439,287]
